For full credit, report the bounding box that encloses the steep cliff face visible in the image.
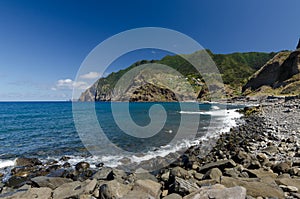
[129,83,177,102]
[243,48,300,96]
[78,81,97,101]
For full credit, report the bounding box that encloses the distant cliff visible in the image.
[243,47,300,96]
[79,50,275,102]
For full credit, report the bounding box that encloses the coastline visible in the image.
[0,99,300,198]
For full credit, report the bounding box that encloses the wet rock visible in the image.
[72,169,94,182]
[59,156,71,161]
[202,168,222,182]
[11,167,35,178]
[183,184,246,199]
[47,168,68,177]
[62,162,71,168]
[99,180,131,199]
[45,159,58,165]
[75,161,90,171]
[31,176,73,189]
[96,162,104,168]
[5,176,29,188]
[15,157,42,167]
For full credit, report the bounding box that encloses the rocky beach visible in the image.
[0,98,299,199]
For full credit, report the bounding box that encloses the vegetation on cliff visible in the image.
[79,50,276,101]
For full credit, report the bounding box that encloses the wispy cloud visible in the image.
[52,78,89,90]
[79,72,101,79]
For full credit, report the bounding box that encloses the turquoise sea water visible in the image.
[0,102,243,168]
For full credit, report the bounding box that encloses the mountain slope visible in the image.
[242,48,300,96]
[79,50,275,102]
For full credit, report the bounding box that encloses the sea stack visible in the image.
[297,38,300,49]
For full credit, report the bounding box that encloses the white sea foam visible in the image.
[59,107,242,168]
[179,111,212,115]
[0,159,15,169]
[211,105,220,110]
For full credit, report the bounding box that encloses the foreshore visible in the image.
[0,99,300,199]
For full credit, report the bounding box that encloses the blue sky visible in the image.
[0,0,299,101]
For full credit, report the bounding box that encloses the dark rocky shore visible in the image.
[1,99,300,199]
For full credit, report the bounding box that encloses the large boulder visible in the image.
[31,176,73,189]
[5,176,29,188]
[15,157,42,167]
[0,187,52,199]
[175,177,199,194]
[273,162,291,174]
[93,168,114,181]
[183,184,246,199]
[134,168,158,182]
[75,162,90,171]
[171,167,189,179]
[99,180,131,199]
[202,168,222,182]
[275,177,300,193]
[133,179,162,198]
[198,159,236,173]
[52,181,86,199]
[221,176,284,198]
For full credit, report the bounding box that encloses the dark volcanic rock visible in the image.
[75,161,90,171]
[5,176,29,188]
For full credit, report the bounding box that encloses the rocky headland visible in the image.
[0,98,300,199]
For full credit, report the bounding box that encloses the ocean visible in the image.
[0,102,244,171]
